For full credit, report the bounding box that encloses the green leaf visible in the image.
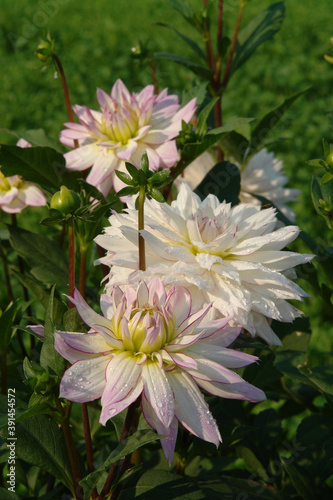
[165,0,201,31]
[149,187,166,203]
[117,186,140,197]
[322,172,333,184]
[153,52,214,79]
[119,469,205,499]
[40,286,66,377]
[0,299,22,350]
[195,161,240,205]
[182,81,209,107]
[231,2,285,76]
[0,488,21,500]
[249,88,308,152]
[306,158,327,169]
[125,162,139,181]
[0,144,77,192]
[81,430,161,498]
[196,98,219,136]
[77,178,108,203]
[219,131,249,163]
[0,128,64,153]
[283,462,316,500]
[0,414,73,491]
[7,224,68,288]
[63,307,86,333]
[115,170,137,186]
[156,23,206,60]
[11,269,66,324]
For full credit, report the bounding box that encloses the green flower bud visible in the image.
[35,33,55,64]
[50,186,81,216]
[326,152,333,170]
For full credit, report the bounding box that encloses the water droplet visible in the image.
[156,401,163,408]
[53,71,58,79]
[108,408,117,416]
[77,377,84,382]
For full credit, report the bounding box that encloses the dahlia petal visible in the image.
[100,378,144,425]
[142,361,175,428]
[196,379,266,402]
[116,140,138,161]
[166,369,221,446]
[154,141,178,168]
[142,394,178,465]
[101,352,142,408]
[185,355,245,384]
[57,331,113,354]
[111,79,132,105]
[17,184,46,207]
[64,145,98,171]
[68,289,113,331]
[59,356,109,403]
[187,344,258,369]
[165,286,192,329]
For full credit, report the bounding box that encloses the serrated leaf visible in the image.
[154,52,214,79]
[156,22,206,60]
[231,2,285,76]
[0,414,73,491]
[250,89,308,152]
[40,286,66,377]
[195,161,240,205]
[0,144,78,192]
[7,224,68,288]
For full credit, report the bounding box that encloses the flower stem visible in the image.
[202,0,215,72]
[68,219,75,308]
[78,245,87,298]
[97,399,141,500]
[52,54,78,138]
[221,0,245,90]
[138,186,146,272]
[54,397,82,498]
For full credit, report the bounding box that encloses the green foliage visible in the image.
[195,161,240,205]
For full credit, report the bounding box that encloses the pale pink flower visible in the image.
[0,171,46,213]
[95,184,313,345]
[60,79,196,197]
[178,148,300,221]
[54,280,265,463]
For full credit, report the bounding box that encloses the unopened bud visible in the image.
[35,33,55,64]
[50,186,81,215]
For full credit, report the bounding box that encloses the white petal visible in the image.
[141,361,175,428]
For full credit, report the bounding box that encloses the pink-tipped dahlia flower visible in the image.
[60,79,196,196]
[0,171,46,214]
[54,280,265,463]
[95,183,313,346]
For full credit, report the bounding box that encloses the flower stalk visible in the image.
[68,218,75,308]
[138,185,146,272]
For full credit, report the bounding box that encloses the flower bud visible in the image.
[50,186,81,216]
[35,33,55,64]
[326,152,333,170]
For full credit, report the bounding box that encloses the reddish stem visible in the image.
[68,219,75,308]
[221,2,245,90]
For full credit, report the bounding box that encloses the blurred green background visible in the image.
[0,0,332,360]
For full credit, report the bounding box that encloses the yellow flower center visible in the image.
[100,103,139,144]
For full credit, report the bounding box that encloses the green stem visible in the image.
[138,186,146,272]
[55,397,82,498]
[68,219,75,308]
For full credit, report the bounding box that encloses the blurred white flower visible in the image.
[178,148,300,221]
[96,184,313,345]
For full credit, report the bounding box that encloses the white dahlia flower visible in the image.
[178,148,300,221]
[95,184,313,345]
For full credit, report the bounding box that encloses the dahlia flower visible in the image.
[60,79,196,196]
[54,280,265,463]
[179,148,300,221]
[0,171,46,213]
[95,184,313,345]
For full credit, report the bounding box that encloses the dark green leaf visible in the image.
[40,286,66,377]
[81,430,161,498]
[153,52,214,79]
[119,469,205,499]
[250,89,308,152]
[219,131,249,163]
[149,187,166,203]
[283,462,316,500]
[7,224,68,288]
[117,186,140,197]
[182,81,208,107]
[156,23,206,60]
[0,144,77,192]
[231,2,285,76]
[11,269,66,324]
[306,159,327,169]
[322,172,333,184]
[0,488,21,500]
[0,299,22,350]
[63,307,86,333]
[125,162,139,180]
[165,0,201,31]
[0,128,64,153]
[0,414,73,491]
[78,178,108,203]
[115,170,137,186]
[195,161,240,205]
[196,98,219,136]
[322,138,330,158]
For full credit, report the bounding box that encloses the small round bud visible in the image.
[35,34,55,64]
[50,186,81,216]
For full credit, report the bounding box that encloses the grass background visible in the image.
[0,0,333,361]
